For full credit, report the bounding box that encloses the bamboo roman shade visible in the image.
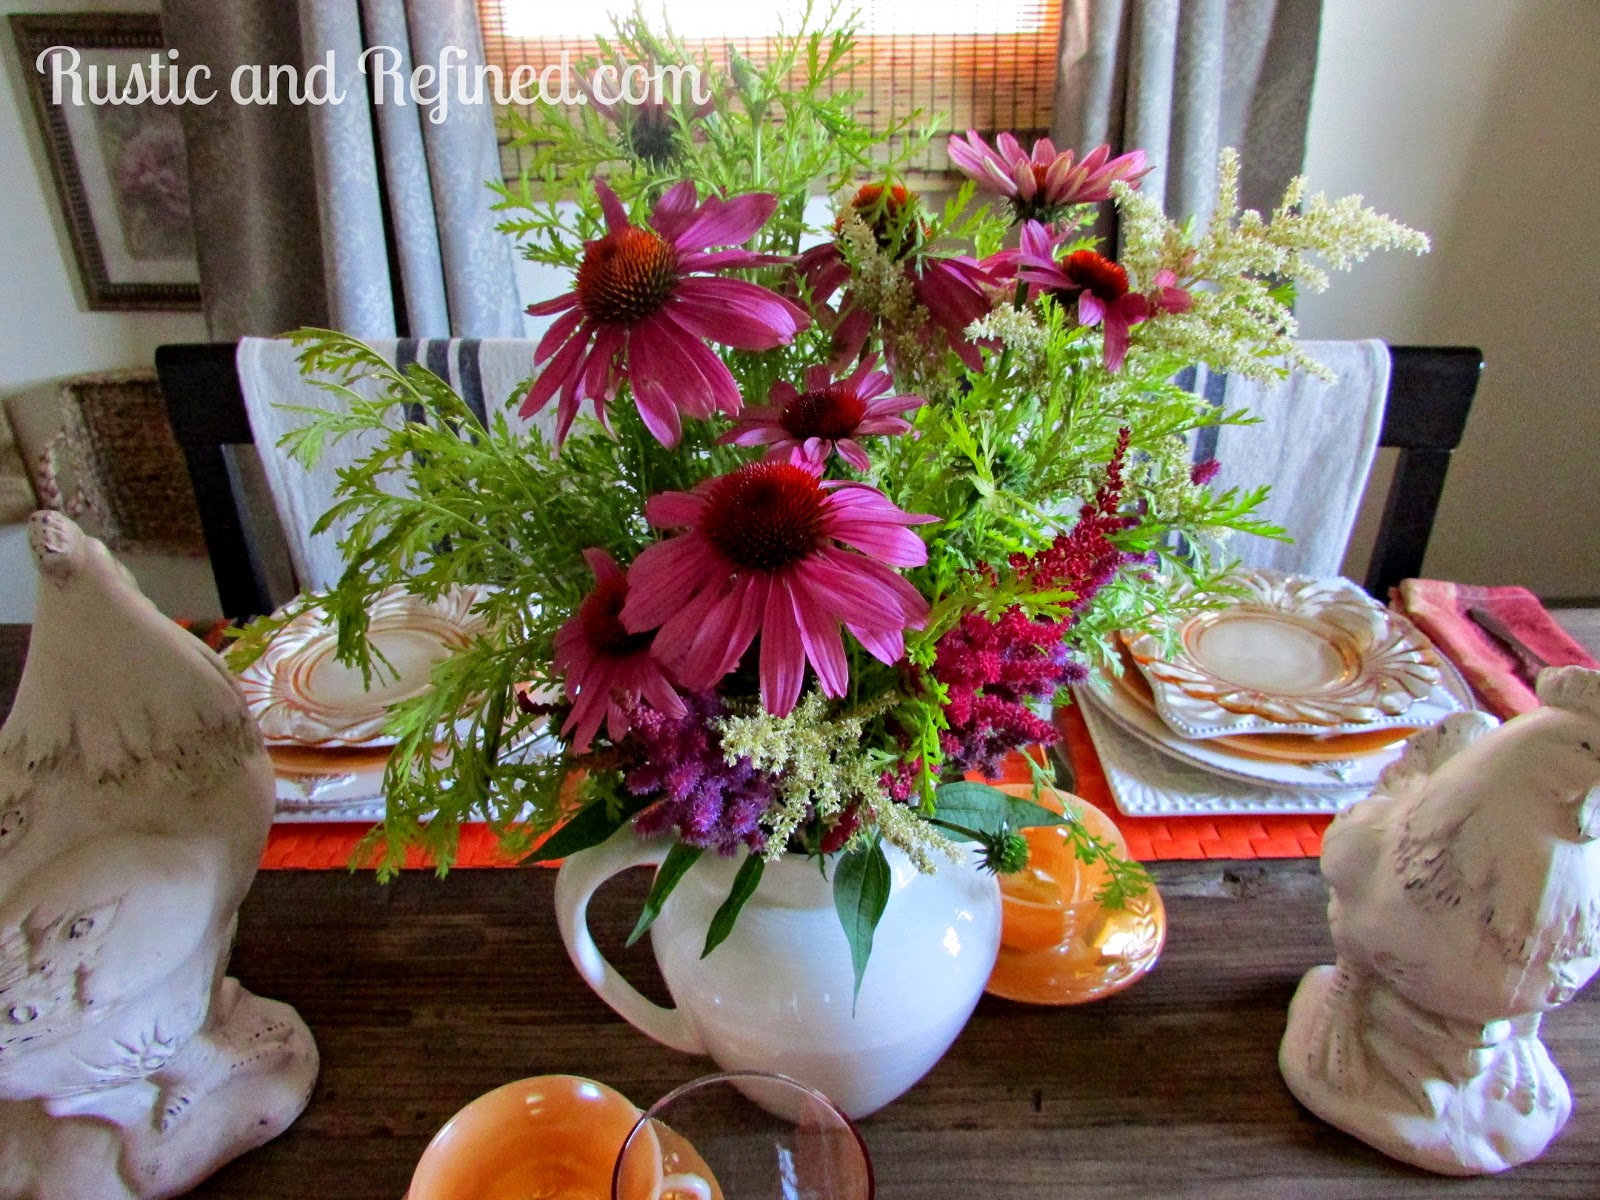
[476,0,1062,178]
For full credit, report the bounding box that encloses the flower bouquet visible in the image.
[241,11,1426,997]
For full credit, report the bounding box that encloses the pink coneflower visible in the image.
[1017,221,1149,372]
[947,132,1150,223]
[619,462,935,717]
[553,548,685,752]
[522,180,809,447]
[798,183,998,371]
[717,355,923,470]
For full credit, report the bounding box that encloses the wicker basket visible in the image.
[39,368,207,556]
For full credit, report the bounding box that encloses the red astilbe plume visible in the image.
[1010,427,1142,606]
[930,608,1083,777]
[927,429,1143,776]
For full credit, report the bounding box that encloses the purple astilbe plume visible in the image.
[624,693,776,854]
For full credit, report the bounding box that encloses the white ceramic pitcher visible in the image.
[554,828,1002,1118]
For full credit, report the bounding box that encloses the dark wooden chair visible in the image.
[156,341,1482,620]
[155,343,278,620]
[1365,346,1483,598]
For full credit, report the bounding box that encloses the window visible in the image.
[477,0,1063,180]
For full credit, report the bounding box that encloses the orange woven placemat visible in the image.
[1052,703,1329,861]
[257,704,1327,870]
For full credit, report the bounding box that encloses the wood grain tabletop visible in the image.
[1,624,1596,1197]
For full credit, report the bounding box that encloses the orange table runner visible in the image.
[257,703,1329,870]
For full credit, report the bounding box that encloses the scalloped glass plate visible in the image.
[1124,570,1457,738]
[238,585,493,748]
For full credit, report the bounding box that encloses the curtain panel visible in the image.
[160,0,521,340]
[1051,0,1323,227]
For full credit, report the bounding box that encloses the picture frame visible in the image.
[9,13,201,311]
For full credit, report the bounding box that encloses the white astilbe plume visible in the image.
[718,690,959,869]
[1114,149,1429,382]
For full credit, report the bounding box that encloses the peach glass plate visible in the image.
[238,584,492,748]
[1109,643,1417,763]
[1124,569,1456,737]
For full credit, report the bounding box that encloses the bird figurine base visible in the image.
[1278,666,1600,1176]
[1281,965,1571,1175]
[0,514,318,1199]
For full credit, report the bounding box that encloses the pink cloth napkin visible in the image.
[1393,579,1600,718]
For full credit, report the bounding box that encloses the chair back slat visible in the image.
[1366,345,1484,597]
[155,343,270,619]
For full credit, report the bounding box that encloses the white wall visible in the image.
[1300,0,1600,597]
[0,0,215,620]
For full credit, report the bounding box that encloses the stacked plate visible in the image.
[237,585,552,822]
[1075,570,1474,816]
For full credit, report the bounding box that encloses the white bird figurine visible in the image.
[0,513,317,1200]
[1280,664,1600,1174]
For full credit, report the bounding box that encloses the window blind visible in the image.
[476,0,1062,180]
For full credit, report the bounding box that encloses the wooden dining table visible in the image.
[3,619,1598,1199]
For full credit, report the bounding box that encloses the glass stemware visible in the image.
[612,1072,873,1200]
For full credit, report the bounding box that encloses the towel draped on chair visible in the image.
[236,337,549,593]
[1182,339,1390,577]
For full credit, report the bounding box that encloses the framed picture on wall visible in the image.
[9,13,201,311]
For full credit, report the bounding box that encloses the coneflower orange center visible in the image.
[579,574,652,655]
[779,385,868,442]
[576,225,679,325]
[839,182,923,258]
[1062,250,1129,301]
[701,462,828,572]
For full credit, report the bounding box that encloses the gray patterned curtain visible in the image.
[161,0,521,340]
[1051,0,1323,226]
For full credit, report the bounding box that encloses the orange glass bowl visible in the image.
[984,784,1167,1005]
[408,1075,662,1200]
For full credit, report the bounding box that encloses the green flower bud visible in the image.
[983,830,1030,875]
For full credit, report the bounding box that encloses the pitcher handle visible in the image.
[554,826,707,1056]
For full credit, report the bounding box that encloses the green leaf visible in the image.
[832,839,891,1005]
[627,843,704,947]
[701,854,766,959]
[931,781,1069,841]
[521,794,652,865]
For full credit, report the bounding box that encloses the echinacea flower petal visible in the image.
[665,191,779,255]
[521,325,593,421]
[582,547,623,583]
[682,574,767,687]
[623,327,687,446]
[835,439,871,471]
[527,292,580,318]
[621,534,721,630]
[594,179,630,232]
[649,312,745,415]
[845,620,905,665]
[535,306,587,365]
[644,489,706,529]
[669,278,809,350]
[783,571,849,697]
[646,179,701,239]
[759,578,809,715]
